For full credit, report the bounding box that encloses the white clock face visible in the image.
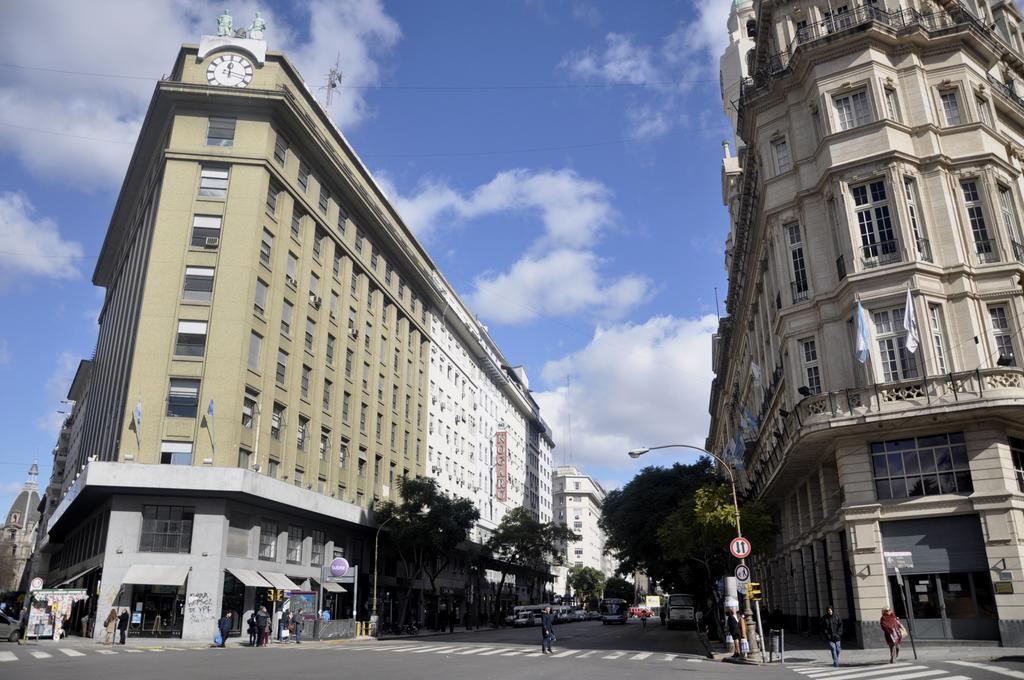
[207,54,254,88]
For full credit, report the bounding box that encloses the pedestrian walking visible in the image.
[103,608,117,645]
[726,608,741,657]
[117,607,130,644]
[293,609,303,644]
[17,607,29,645]
[880,607,904,664]
[821,605,844,667]
[540,606,555,654]
[279,610,291,642]
[641,609,648,627]
[81,611,92,638]
[216,611,232,647]
[448,608,455,633]
[247,610,258,647]
[256,606,269,647]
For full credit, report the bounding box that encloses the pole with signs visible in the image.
[885,552,918,661]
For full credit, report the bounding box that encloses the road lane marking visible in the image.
[798,665,914,677]
[124,649,143,653]
[603,651,625,659]
[478,648,515,655]
[577,650,596,658]
[456,647,491,655]
[951,661,1024,679]
[95,649,118,655]
[436,647,473,654]
[384,645,424,652]
[800,666,924,680]
[525,652,544,657]
[552,650,579,658]
[501,650,525,656]
[29,651,51,659]
[661,654,677,661]
[58,649,86,656]
[630,652,651,660]
[409,645,453,653]
[0,652,15,662]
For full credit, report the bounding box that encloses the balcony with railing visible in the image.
[974,238,1001,264]
[791,280,810,304]
[861,239,901,268]
[739,366,1024,501]
[742,2,995,98]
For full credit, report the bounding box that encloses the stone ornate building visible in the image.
[710,0,1024,647]
[0,465,40,594]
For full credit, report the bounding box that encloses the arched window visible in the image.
[746,19,757,37]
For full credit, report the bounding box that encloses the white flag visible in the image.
[903,287,920,354]
[856,301,871,364]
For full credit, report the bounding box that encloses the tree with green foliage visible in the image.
[376,477,479,625]
[600,460,715,586]
[602,576,635,602]
[567,566,606,607]
[486,507,580,607]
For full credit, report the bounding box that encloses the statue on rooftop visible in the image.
[249,11,266,40]
[217,9,233,37]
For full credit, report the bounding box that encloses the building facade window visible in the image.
[998,185,1024,254]
[1011,437,1024,493]
[852,180,898,267]
[940,90,962,125]
[199,166,229,198]
[266,181,280,214]
[884,88,901,122]
[989,305,1017,365]
[206,116,236,146]
[291,210,304,241]
[799,338,822,395]
[305,318,316,353]
[311,529,325,566]
[271,403,285,440]
[242,388,258,428]
[786,223,809,302]
[274,133,288,165]
[834,90,871,130]
[281,299,294,334]
[287,526,303,563]
[159,441,193,466]
[140,505,194,553]
[319,186,330,214]
[174,320,208,357]
[323,379,333,412]
[248,331,262,370]
[977,96,992,126]
[297,415,309,451]
[190,215,221,249]
[182,266,215,302]
[254,278,268,316]
[928,304,949,374]
[301,365,312,400]
[326,334,336,365]
[873,306,919,382]
[298,160,311,191]
[260,229,274,268]
[771,138,791,175]
[962,181,998,262]
[259,521,277,560]
[871,432,972,499]
[276,349,288,385]
[167,378,200,417]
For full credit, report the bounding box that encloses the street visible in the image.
[3,621,1024,680]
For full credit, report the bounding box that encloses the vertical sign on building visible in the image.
[495,431,508,501]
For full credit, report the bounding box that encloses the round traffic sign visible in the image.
[30,577,43,591]
[735,564,750,582]
[329,557,349,578]
[730,536,752,559]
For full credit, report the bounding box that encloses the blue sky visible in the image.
[0,0,735,511]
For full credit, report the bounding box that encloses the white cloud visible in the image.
[470,250,650,324]
[0,338,9,366]
[558,0,733,139]
[534,315,719,471]
[36,351,78,434]
[379,168,650,324]
[0,1,401,190]
[0,192,84,287]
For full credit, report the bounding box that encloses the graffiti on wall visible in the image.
[186,592,213,623]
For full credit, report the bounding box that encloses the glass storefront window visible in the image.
[872,432,972,500]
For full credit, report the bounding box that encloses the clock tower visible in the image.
[197,9,267,87]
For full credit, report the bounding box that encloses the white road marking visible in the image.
[630,652,651,660]
[826,671,948,680]
[0,652,15,662]
[798,665,912,677]
[95,649,118,655]
[384,645,424,652]
[687,658,703,663]
[29,651,52,659]
[799,665,923,680]
[456,647,491,655]
[577,650,596,658]
[436,647,473,654]
[124,649,143,653]
[951,660,1024,679]
[551,650,579,658]
[525,652,544,657]
[409,645,452,653]
[500,650,525,656]
[59,649,86,657]
[478,647,516,656]
[603,651,625,659]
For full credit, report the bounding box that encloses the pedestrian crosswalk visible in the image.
[787,661,971,680]
[337,641,701,666]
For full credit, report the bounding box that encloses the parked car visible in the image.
[0,611,20,642]
[587,610,602,620]
[574,609,587,621]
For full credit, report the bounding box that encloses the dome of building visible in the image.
[4,463,39,531]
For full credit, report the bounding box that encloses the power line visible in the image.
[0,121,136,145]
[0,61,718,90]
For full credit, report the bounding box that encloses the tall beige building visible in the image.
[710,0,1024,647]
[551,466,617,601]
[33,24,547,640]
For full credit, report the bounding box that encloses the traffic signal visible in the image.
[747,582,762,600]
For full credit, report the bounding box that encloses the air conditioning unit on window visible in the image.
[286,275,298,287]
[310,294,322,309]
[205,236,220,248]
[349,328,359,339]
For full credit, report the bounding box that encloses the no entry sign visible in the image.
[734,564,750,582]
[730,536,752,559]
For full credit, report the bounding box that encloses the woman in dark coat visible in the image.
[880,607,903,663]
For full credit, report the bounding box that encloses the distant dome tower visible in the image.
[0,464,41,592]
[720,0,756,147]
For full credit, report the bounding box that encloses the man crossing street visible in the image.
[540,606,555,654]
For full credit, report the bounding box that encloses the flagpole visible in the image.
[134,398,142,453]
[207,399,216,458]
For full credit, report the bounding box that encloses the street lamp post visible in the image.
[371,515,397,636]
[627,443,761,662]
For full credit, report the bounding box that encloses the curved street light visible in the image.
[627,443,760,661]
[371,514,397,636]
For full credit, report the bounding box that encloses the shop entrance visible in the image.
[129,585,185,638]
[888,571,998,640]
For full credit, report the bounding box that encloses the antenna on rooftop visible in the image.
[320,53,343,108]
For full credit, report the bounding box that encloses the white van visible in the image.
[666,593,696,630]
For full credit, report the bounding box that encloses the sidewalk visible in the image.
[712,634,1024,665]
